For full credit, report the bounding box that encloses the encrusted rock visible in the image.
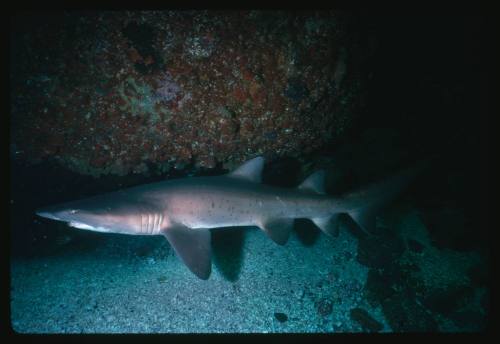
[11,11,366,177]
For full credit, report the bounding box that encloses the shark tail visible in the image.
[298,162,427,236]
[342,161,428,234]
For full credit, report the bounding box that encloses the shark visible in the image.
[36,156,422,279]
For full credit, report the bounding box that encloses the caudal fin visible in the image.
[344,162,427,234]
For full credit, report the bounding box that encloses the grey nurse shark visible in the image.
[36,156,422,279]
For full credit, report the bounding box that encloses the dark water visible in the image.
[9,12,491,333]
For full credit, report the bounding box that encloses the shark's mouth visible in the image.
[68,221,109,233]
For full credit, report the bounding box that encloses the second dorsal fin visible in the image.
[228,156,264,183]
[298,170,326,194]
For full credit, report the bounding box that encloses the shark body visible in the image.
[36,156,420,279]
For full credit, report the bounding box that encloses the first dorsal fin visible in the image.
[228,156,264,183]
[298,170,326,194]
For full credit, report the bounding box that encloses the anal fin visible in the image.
[311,214,341,237]
[162,224,212,280]
[258,218,293,245]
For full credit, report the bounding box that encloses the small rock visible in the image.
[350,307,383,332]
[467,263,489,287]
[448,309,484,329]
[407,239,424,253]
[481,291,490,312]
[298,289,305,300]
[420,286,473,315]
[316,299,333,316]
[157,276,167,283]
[284,78,309,104]
[264,131,277,141]
[382,293,438,331]
[343,251,353,260]
[420,207,469,251]
[274,312,288,322]
[364,268,396,305]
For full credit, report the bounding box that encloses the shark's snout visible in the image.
[36,209,62,221]
[36,205,80,222]
[35,200,138,235]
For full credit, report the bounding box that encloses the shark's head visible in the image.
[36,192,167,235]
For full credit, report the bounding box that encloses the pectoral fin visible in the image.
[162,224,212,280]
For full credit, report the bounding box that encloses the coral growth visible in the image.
[11,11,365,176]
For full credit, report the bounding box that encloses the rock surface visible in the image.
[11,11,366,177]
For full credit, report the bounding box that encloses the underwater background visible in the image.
[9,11,490,333]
